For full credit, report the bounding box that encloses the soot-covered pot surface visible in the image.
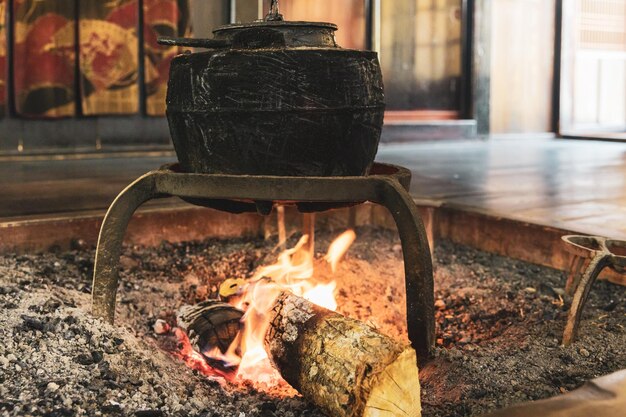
[162,2,385,177]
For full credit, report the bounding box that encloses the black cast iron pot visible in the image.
[159,3,385,177]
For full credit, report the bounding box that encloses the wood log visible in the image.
[177,300,243,355]
[177,300,244,375]
[265,292,420,417]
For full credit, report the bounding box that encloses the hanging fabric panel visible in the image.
[13,0,76,118]
[0,0,6,117]
[79,0,139,115]
[143,0,189,116]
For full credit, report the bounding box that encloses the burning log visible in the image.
[177,300,244,376]
[265,292,420,417]
[173,233,417,415]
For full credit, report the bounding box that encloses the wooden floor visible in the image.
[1,137,625,240]
[377,138,626,240]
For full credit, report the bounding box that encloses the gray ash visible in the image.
[1,227,625,417]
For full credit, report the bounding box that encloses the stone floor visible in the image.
[1,137,625,240]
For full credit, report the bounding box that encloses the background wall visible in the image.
[279,0,365,49]
[4,0,595,154]
[490,0,556,134]
[380,0,462,112]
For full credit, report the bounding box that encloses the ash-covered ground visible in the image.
[1,226,624,417]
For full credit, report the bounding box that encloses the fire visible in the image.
[303,281,337,311]
[177,229,356,386]
[325,229,357,273]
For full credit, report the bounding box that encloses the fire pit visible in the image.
[1,228,625,416]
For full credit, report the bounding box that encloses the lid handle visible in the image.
[265,0,284,21]
[157,36,231,49]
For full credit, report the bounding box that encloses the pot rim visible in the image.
[213,20,338,34]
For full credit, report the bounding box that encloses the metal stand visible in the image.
[91,163,435,360]
[562,235,626,345]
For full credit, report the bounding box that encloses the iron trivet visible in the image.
[562,235,626,345]
[91,162,435,360]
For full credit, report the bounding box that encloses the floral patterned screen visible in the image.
[3,0,191,118]
[0,0,6,117]
[144,0,189,116]
[79,0,139,115]
[13,0,76,117]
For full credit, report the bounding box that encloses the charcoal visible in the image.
[0,285,17,295]
[0,401,15,411]
[74,353,95,366]
[101,404,122,414]
[135,410,163,417]
[43,298,62,313]
[20,315,45,332]
[91,350,104,364]
[42,408,73,417]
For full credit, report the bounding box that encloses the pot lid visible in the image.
[158,0,339,49]
[217,0,337,31]
[212,0,337,47]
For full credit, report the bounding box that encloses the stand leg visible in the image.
[92,173,160,324]
[562,253,610,345]
[377,179,435,360]
[565,255,586,296]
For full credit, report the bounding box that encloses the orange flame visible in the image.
[187,230,356,386]
[325,229,357,273]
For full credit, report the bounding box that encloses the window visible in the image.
[560,0,626,139]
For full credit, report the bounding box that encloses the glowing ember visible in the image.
[171,328,233,381]
[176,229,356,386]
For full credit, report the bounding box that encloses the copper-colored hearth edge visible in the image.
[1,202,624,286]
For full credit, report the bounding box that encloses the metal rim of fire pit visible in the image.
[91,162,435,360]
